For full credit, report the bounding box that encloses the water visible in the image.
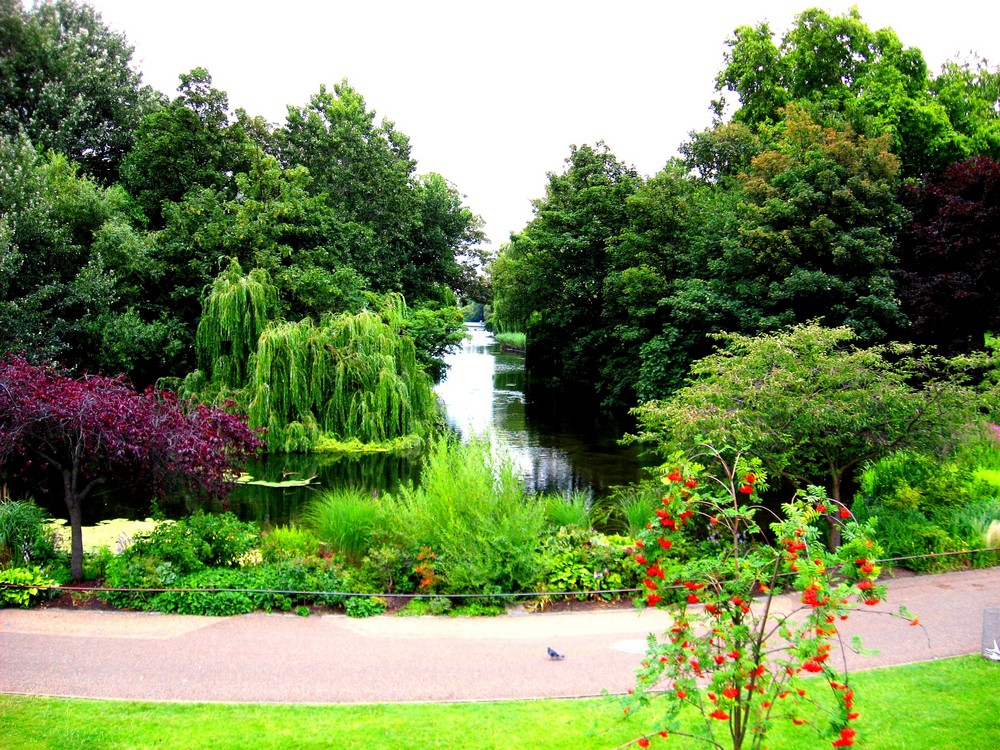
[435,324,651,495]
[59,325,652,525]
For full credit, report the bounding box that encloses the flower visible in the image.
[686,593,700,604]
[685,478,698,488]
[637,739,650,748]
[722,687,739,699]
[658,537,672,551]
[738,484,753,494]
[839,507,851,519]
[709,709,730,721]
[646,593,662,606]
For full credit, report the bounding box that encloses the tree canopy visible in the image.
[0,354,262,578]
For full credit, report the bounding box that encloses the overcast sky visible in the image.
[82,0,1000,251]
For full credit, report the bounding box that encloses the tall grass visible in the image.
[303,488,386,564]
[494,331,526,350]
[0,499,52,566]
[544,491,593,529]
[393,436,545,596]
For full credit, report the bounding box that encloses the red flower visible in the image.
[722,687,739,699]
[738,484,753,494]
[743,473,756,483]
[637,739,650,748]
[864,598,880,606]
[684,581,705,591]
[646,593,662,606]
[839,507,851,519]
[684,478,698,488]
[666,470,682,482]
[675,688,687,699]
[634,554,647,565]
[686,593,700,604]
[856,579,874,590]
[709,709,730,721]
[658,538,672,551]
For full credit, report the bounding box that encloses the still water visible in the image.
[76,325,653,525]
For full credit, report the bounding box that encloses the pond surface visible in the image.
[68,325,654,526]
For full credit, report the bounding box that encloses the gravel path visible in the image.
[1,567,997,704]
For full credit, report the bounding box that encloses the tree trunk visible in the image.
[66,493,84,581]
[827,473,843,551]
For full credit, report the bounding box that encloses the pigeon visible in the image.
[547,646,565,660]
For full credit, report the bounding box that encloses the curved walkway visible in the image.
[1,567,997,704]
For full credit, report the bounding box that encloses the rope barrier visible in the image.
[3,547,998,603]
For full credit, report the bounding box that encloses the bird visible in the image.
[547,646,565,660]
[985,640,1000,662]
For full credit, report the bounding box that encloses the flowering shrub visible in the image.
[619,446,914,750]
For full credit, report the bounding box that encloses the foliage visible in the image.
[493,332,526,350]
[0,355,262,579]
[0,566,56,608]
[620,445,910,750]
[344,595,387,618]
[855,437,1000,571]
[392,437,545,597]
[0,498,58,568]
[630,323,988,547]
[544,491,593,530]
[535,527,637,603]
[259,525,320,563]
[0,0,158,183]
[491,142,642,403]
[895,156,1000,355]
[713,7,970,177]
[244,296,438,452]
[303,488,386,564]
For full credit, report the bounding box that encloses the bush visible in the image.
[0,499,63,569]
[344,595,386,618]
[303,488,386,564]
[390,437,546,597]
[0,566,57,608]
[259,524,320,563]
[543,491,593,530]
[117,512,259,574]
[537,527,638,602]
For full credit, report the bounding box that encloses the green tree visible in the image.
[0,0,157,183]
[121,68,249,227]
[727,104,907,341]
[715,7,972,177]
[491,142,641,402]
[630,323,987,548]
[0,134,181,381]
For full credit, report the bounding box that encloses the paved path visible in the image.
[1,567,997,704]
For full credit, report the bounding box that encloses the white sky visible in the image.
[81,0,1000,251]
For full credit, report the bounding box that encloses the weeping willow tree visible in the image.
[193,258,279,398]
[247,294,440,452]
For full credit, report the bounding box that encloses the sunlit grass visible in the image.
[1,656,996,749]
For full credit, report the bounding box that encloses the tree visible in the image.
[0,354,262,580]
[714,8,971,177]
[728,104,907,342]
[621,445,911,750]
[0,134,183,383]
[630,323,986,548]
[0,0,157,183]
[121,68,246,227]
[895,156,1000,355]
[490,142,641,403]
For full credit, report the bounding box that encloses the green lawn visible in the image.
[1,656,997,749]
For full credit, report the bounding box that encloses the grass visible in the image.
[1,656,997,749]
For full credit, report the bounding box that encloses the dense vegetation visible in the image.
[491,7,1000,409]
[0,0,483,451]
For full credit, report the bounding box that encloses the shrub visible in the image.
[392,437,546,597]
[536,527,637,602]
[543,491,593,530]
[344,595,386,618]
[0,566,57,608]
[303,488,386,564]
[0,499,62,569]
[259,524,320,563]
[121,512,259,576]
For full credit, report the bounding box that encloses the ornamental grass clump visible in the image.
[618,445,916,750]
[303,488,387,565]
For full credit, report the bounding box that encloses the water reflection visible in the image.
[435,325,652,496]
[65,325,652,526]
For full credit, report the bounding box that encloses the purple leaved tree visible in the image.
[0,354,263,580]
